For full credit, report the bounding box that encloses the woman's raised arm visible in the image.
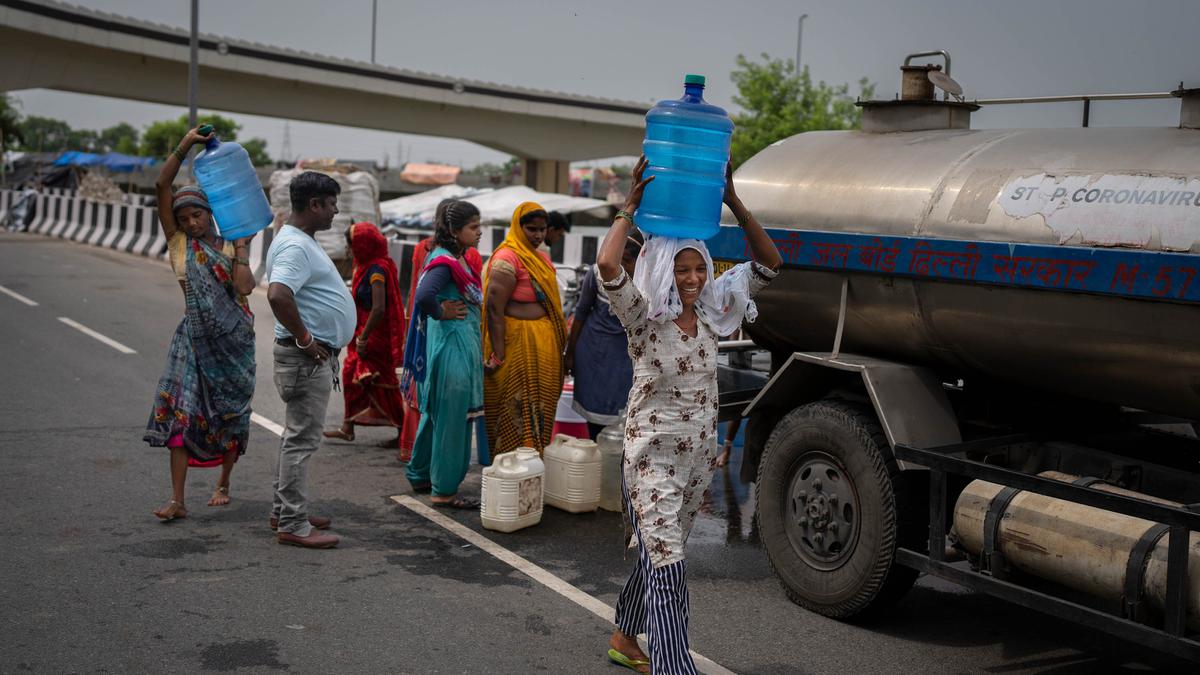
[598,156,654,283]
[154,126,213,240]
[723,163,782,271]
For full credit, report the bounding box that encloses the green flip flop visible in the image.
[607,648,650,672]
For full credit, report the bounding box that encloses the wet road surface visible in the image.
[0,231,1191,673]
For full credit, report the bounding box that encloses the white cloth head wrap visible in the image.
[631,235,760,337]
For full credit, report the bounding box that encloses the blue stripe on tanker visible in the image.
[708,226,1200,305]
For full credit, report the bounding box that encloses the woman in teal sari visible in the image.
[143,126,257,521]
[402,200,485,508]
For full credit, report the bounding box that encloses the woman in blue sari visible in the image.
[402,200,484,508]
[143,126,258,521]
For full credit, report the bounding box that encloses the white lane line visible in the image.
[57,317,136,354]
[391,494,735,675]
[248,412,731,674]
[250,412,285,437]
[0,284,38,306]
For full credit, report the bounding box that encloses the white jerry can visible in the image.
[543,434,602,513]
[481,447,544,533]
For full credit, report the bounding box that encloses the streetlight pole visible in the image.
[370,0,378,64]
[796,13,808,74]
[188,0,198,129]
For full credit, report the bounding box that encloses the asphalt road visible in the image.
[0,231,1191,674]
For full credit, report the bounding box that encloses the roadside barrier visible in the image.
[1,188,271,279]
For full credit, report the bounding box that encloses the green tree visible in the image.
[0,94,22,153]
[67,129,100,153]
[18,115,74,152]
[114,136,139,155]
[729,54,874,168]
[464,157,521,183]
[140,113,240,157]
[16,116,107,153]
[240,137,272,166]
[98,123,139,154]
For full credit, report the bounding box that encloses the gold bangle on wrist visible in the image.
[615,210,636,226]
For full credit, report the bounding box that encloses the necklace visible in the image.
[675,312,698,336]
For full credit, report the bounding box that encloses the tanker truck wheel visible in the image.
[756,399,920,619]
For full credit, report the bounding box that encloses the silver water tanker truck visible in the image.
[712,52,1200,660]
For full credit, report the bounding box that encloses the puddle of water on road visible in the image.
[197,638,288,672]
[691,441,761,549]
[118,533,223,559]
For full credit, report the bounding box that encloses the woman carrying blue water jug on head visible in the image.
[598,154,782,674]
[142,126,260,522]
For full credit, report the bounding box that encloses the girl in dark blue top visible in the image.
[564,229,644,438]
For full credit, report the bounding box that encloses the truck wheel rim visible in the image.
[784,451,860,571]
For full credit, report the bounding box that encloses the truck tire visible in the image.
[756,399,920,619]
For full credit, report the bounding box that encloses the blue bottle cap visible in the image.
[684,74,706,86]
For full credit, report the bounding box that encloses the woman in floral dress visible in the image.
[597,157,781,674]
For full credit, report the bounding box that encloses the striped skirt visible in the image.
[483,315,563,456]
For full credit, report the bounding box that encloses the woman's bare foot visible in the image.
[322,425,354,442]
[154,500,188,521]
[609,631,650,673]
[207,485,230,507]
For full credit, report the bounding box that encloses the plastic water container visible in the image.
[596,411,626,512]
[635,74,733,240]
[552,380,590,439]
[193,126,273,240]
[543,434,601,513]
[481,447,544,532]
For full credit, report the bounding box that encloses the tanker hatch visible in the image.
[858,50,979,133]
[1175,84,1200,130]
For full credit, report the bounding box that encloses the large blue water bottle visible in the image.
[192,125,273,240]
[635,74,733,240]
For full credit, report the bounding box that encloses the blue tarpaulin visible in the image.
[53,151,157,172]
[53,151,102,167]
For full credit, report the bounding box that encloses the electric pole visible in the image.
[188,0,199,128]
[370,0,378,64]
[796,14,808,74]
[281,122,293,166]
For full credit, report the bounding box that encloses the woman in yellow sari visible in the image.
[482,202,567,456]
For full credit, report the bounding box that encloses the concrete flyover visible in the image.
[0,0,647,193]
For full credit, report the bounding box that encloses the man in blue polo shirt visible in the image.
[265,171,355,549]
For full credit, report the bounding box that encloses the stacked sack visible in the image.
[268,160,381,276]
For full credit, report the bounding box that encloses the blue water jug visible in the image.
[192,126,273,240]
[635,74,733,240]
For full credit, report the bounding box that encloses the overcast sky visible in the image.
[11,0,1200,168]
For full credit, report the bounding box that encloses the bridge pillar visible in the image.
[522,159,570,195]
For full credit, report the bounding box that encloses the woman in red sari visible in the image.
[324,222,407,445]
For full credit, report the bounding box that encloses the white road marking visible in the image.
[250,412,285,437]
[0,284,38,306]
[391,494,736,675]
[56,317,136,354]
[246,413,732,674]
